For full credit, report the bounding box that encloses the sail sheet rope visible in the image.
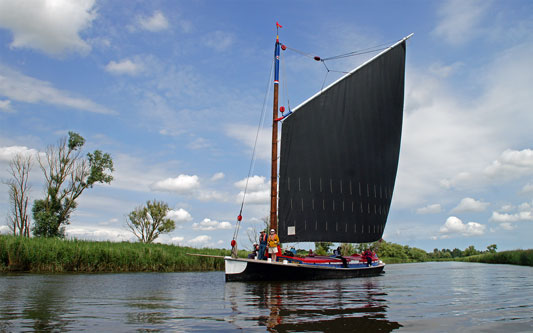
[232,56,275,244]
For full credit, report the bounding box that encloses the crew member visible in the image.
[258,230,268,260]
[267,229,280,262]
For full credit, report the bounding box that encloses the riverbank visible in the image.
[2,235,531,273]
[457,249,533,266]
[0,235,245,273]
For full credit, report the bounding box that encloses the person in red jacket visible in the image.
[363,248,374,267]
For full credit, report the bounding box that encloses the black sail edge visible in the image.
[278,41,406,243]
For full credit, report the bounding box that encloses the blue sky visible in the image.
[1,0,532,252]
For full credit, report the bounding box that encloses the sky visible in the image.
[0,0,532,252]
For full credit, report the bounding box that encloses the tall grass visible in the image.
[458,249,533,266]
[0,235,247,273]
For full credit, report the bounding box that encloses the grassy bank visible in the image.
[0,235,247,273]
[457,249,533,266]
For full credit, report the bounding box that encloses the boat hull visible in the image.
[225,257,385,282]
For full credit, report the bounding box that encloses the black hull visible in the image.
[225,257,385,282]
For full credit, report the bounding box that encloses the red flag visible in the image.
[276,22,282,28]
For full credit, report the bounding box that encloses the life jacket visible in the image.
[268,234,279,247]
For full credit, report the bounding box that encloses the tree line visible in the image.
[3,131,176,243]
[312,241,498,260]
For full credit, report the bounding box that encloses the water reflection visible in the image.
[225,278,402,332]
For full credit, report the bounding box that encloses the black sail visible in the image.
[278,41,406,243]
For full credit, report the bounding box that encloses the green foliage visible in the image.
[459,249,533,266]
[314,242,333,255]
[32,132,114,238]
[127,200,176,243]
[0,235,244,272]
[463,245,480,257]
[31,199,64,238]
[340,243,355,256]
[87,150,114,186]
[486,244,497,253]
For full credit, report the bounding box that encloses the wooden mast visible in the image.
[270,24,281,232]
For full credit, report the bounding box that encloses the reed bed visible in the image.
[0,235,246,273]
[458,249,533,267]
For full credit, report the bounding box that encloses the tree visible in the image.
[340,243,355,256]
[463,245,479,257]
[32,132,114,238]
[246,216,269,249]
[4,154,33,236]
[486,244,497,253]
[126,200,176,243]
[314,242,333,255]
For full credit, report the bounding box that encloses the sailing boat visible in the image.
[224,27,412,282]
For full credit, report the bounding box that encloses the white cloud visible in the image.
[138,11,169,32]
[203,30,235,52]
[438,216,486,237]
[490,211,533,223]
[433,0,489,46]
[0,65,115,114]
[109,153,176,193]
[188,137,211,150]
[394,37,533,208]
[0,225,9,234]
[0,0,97,56]
[211,172,225,181]
[192,218,232,231]
[234,175,270,205]
[521,183,533,194]
[171,236,184,243]
[499,223,515,231]
[0,99,13,112]
[416,203,442,214]
[234,175,267,191]
[105,59,143,76]
[225,124,271,161]
[0,146,40,161]
[484,149,533,181]
[166,208,192,223]
[151,174,200,193]
[66,225,132,242]
[150,174,228,202]
[187,235,212,246]
[451,197,489,213]
[428,62,464,78]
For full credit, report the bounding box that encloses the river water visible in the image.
[0,262,532,332]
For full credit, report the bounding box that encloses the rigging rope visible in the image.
[232,56,275,244]
[285,39,402,94]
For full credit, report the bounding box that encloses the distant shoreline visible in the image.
[1,235,531,273]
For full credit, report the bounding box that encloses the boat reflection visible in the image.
[225,278,402,332]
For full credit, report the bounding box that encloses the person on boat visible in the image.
[248,243,259,259]
[333,246,342,256]
[290,246,297,256]
[363,248,374,267]
[308,249,315,257]
[258,230,268,260]
[267,229,280,262]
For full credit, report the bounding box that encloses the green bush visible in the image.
[0,235,241,273]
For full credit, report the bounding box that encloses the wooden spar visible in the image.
[186,253,226,259]
[270,29,280,232]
